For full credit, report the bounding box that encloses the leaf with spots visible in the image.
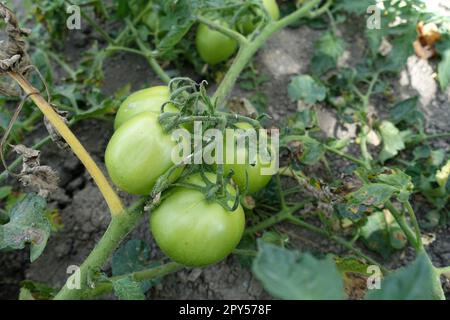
[0,193,50,262]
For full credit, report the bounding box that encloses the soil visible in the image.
[1,3,450,300]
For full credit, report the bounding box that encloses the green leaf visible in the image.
[366,252,444,300]
[314,32,345,61]
[112,277,146,300]
[377,171,413,203]
[252,241,345,300]
[0,193,50,262]
[310,53,337,75]
[389,97,424,126]
[347,183,397,207]
[112,239,158,292]
[288,75,327,105]
[438,49,450,91]
[378,121,406,163]
[335,0,375,14]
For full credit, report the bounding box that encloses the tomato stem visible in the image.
[196,15,250,46]
[212,0,324,108]
[8,72,125,217]
[54,198,146,299]
[384,200,421,252]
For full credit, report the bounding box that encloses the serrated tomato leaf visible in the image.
[288,75,327,105]
[252,241,345,300]
[0,193,50,262]
[378,121,407,163]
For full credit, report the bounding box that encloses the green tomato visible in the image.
[150,172,245,267]
[114,86,178,130]
[242,0,280,34]
[222,123,275,194]
[195,22,238,65]
[263,0,280,20]
[105,112,179,195]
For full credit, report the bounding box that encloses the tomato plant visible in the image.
[150,172,245,267]
[1,0,450,303]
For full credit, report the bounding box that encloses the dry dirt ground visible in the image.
[0,6,449,299]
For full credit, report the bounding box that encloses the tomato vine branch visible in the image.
[212,0,324,107]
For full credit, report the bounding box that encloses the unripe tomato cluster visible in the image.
[195,0,280,65]
[105,86,275,266]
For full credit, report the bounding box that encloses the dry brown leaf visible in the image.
[44,107,69,150]
[414,22,442,59]
[12,144,59,197]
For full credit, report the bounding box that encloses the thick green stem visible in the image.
[54,198,146,300]
[212,0,322,107]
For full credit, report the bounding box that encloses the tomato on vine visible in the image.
[222,122,276,194]
[105,112,180,195]
[114,86,177,130]
[150,172,245,267]
[195,22,238,65]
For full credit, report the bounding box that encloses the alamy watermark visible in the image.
[367,0,383,30]
[66,5,81,30]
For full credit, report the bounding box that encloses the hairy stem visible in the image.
[8,72,124,216]
[54,198,146,300]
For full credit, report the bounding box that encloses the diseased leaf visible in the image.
[288,75,327,105]
[112,277,145,300]
[378,171,413,203]
[366,252,444,300]
[295,135,325,165]
[347,184,396,207]
[0,193,50,262]
[360,211,406,258]
[252,241,345,300]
